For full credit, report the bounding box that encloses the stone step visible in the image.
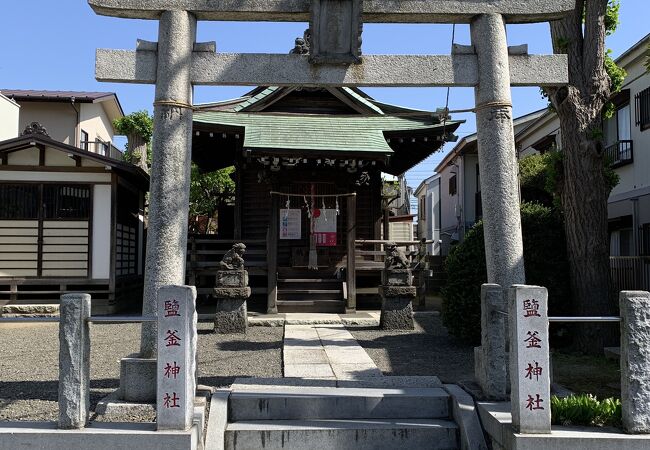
[278,278,342,283]
[229,386,450,421]
[225,418,459,450]
[277,299,345,313]
[278,289,342,294]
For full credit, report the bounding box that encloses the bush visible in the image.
[441,202,570,344]
[551,394,621,428]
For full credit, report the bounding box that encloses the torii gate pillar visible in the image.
[141,10,196,358]
[471,13,526,290]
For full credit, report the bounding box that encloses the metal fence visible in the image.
[610,256,650,292]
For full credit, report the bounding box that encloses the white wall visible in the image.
[92,185,112,279]
[463,154,479,225]
[17,102,77,145]
[80,103,115,152]
[427,178,441,255]
[608,47,650,198]
[0,170,111,183]
[0,95,19,141]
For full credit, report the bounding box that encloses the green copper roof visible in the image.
[193,110,460,154]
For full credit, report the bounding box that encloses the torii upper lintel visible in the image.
[88,0,575,24]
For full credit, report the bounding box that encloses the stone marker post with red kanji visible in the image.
[509,285,551,434]
[157,285,198,431]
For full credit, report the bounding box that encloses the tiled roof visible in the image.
[194,110,461,155]
[0,89,116,103]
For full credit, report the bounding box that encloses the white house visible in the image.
[0,90,148,314]
[0,94,19,141]
[1,90,124,158]
[517,34,650,259]
[423,108,547,255]
[414,174,441,255]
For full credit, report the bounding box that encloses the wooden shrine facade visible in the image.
[190,86,461,313]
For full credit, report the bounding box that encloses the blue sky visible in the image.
[0,1,648,202]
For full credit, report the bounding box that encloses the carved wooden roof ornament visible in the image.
[21,122,50,137]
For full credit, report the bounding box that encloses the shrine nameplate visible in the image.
[157,285,197,431]
[509,285,551,434]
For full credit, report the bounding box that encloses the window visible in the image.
[641,223,650,256]
[635,87,650,131]
[43,185,91,219]
[96,139,109,156]
[0,184,39,219]
[449,174,457,196]
[80,130,89,151]
[617,103,631,141]
[419,196,426,221]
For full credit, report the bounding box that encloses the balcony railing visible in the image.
[79,140,123,161]
[604,139,633,168]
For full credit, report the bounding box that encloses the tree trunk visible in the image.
[127,132,149,173]
[549,0,615,352]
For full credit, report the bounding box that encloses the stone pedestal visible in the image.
[382,268,413,287]
[214,269,250,334]
[214,288,251,334]
[379,285,415,330]
[119,356,157,402]
[216,269,248,287]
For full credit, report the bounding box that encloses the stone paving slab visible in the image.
[284,363,335,378]
[284,348,329,365]
[332,364,384,379]
[283,324,383,380]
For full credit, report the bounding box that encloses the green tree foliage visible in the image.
[113,111,153,170]
[113,111,154,143]
[519,152,618,208]
[189,164,235,232]
[442,202,571,344]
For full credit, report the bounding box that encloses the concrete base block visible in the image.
[477,401,650,450]
[214,297,248,334]
[379,296,414,330]
[119,356,156,402]
[95,390,155,421]
[0,422,199,450]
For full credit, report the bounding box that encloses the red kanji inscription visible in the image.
[163,392,180,408]
[524,331,542,349]
[164,361,181,379]
[164,299,181,317]
[164,329,181,347]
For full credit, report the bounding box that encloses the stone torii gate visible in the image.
[89,0,573,367]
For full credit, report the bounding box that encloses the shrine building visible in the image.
[189,86,461,314]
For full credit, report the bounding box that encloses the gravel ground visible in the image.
[0,322,283,422]
[350,315,475,383]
